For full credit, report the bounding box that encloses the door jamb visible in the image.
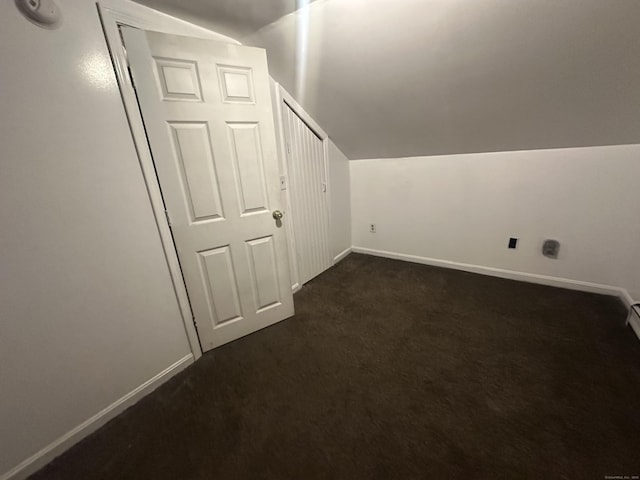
[96,1,236,360]
[274,85,333,289]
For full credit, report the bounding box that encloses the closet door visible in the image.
[282,103,331,285]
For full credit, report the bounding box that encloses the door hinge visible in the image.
[322,182,327,193]
[118,25,127,49]
[286,143,291,155]
[127,65,135,87]
[164,209,172,227]
[118,29,135,87]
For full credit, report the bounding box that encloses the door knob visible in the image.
[272,210,284,220]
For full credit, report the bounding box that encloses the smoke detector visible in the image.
[16,0,61,28]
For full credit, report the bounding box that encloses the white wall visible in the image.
[351,145,640,300]
[328,139,352,260]
[0,1,222,478]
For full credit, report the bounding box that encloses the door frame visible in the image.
[97,1,240,360]
[273,84,333,291]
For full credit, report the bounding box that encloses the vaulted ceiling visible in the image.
[133,0,320,38]
[134,0,640,159]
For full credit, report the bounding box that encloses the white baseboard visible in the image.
[622,291,640,340]
[352,247,639,340]
[333,247,352,264]
[618,289,634,309]
[628,310,640,340]
[352,246,628,296]
[610,289,640,340]
[292,282,302,294]
[2,354,194,480]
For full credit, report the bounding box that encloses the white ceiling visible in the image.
[133,0,320,38]
[135,0,640,159]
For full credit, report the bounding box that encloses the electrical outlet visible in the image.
[508,237,518,249]
[370,224,376,233]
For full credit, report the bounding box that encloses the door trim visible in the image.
[97,1,235,360]
[273,84,333,288]
[271,82,301,292]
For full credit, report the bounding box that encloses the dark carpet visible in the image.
[30,253,640,479]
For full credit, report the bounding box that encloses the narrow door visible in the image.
[122,27,294,352]
[282,103,332,285]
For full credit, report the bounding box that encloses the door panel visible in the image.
[198,245,242,325]
[123,27,294,351]
[218,66,254,102]
[169,122,224,222]
[154,57,203,101]
[227,122,269,214]
[246,235,281,311]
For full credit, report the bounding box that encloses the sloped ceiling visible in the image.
[135,0,640,159]
[133,0,320,39]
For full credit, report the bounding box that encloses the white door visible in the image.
[282,103,332,285]
[122,27,294,352]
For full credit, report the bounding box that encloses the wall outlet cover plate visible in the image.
[542,239,560,259]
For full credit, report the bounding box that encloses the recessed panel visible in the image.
[198,246,242,326]
[227,123,268,214]
[218,65,254,103]
[246,236,281,312]
[154,57,202,101]
[169,122,224,222]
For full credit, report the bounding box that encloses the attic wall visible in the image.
[351,144,640,299]
[328,139,352,260]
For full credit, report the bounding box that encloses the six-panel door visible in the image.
[123,27,294,351]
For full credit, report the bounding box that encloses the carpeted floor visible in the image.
[30,253,640,479]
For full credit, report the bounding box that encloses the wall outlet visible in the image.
[369,224,376,233]
[508,237,518,249]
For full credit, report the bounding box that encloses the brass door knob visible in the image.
[272,210,284,220]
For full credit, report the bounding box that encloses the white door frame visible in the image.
[273,84,332,291]
[97,1,240,360]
